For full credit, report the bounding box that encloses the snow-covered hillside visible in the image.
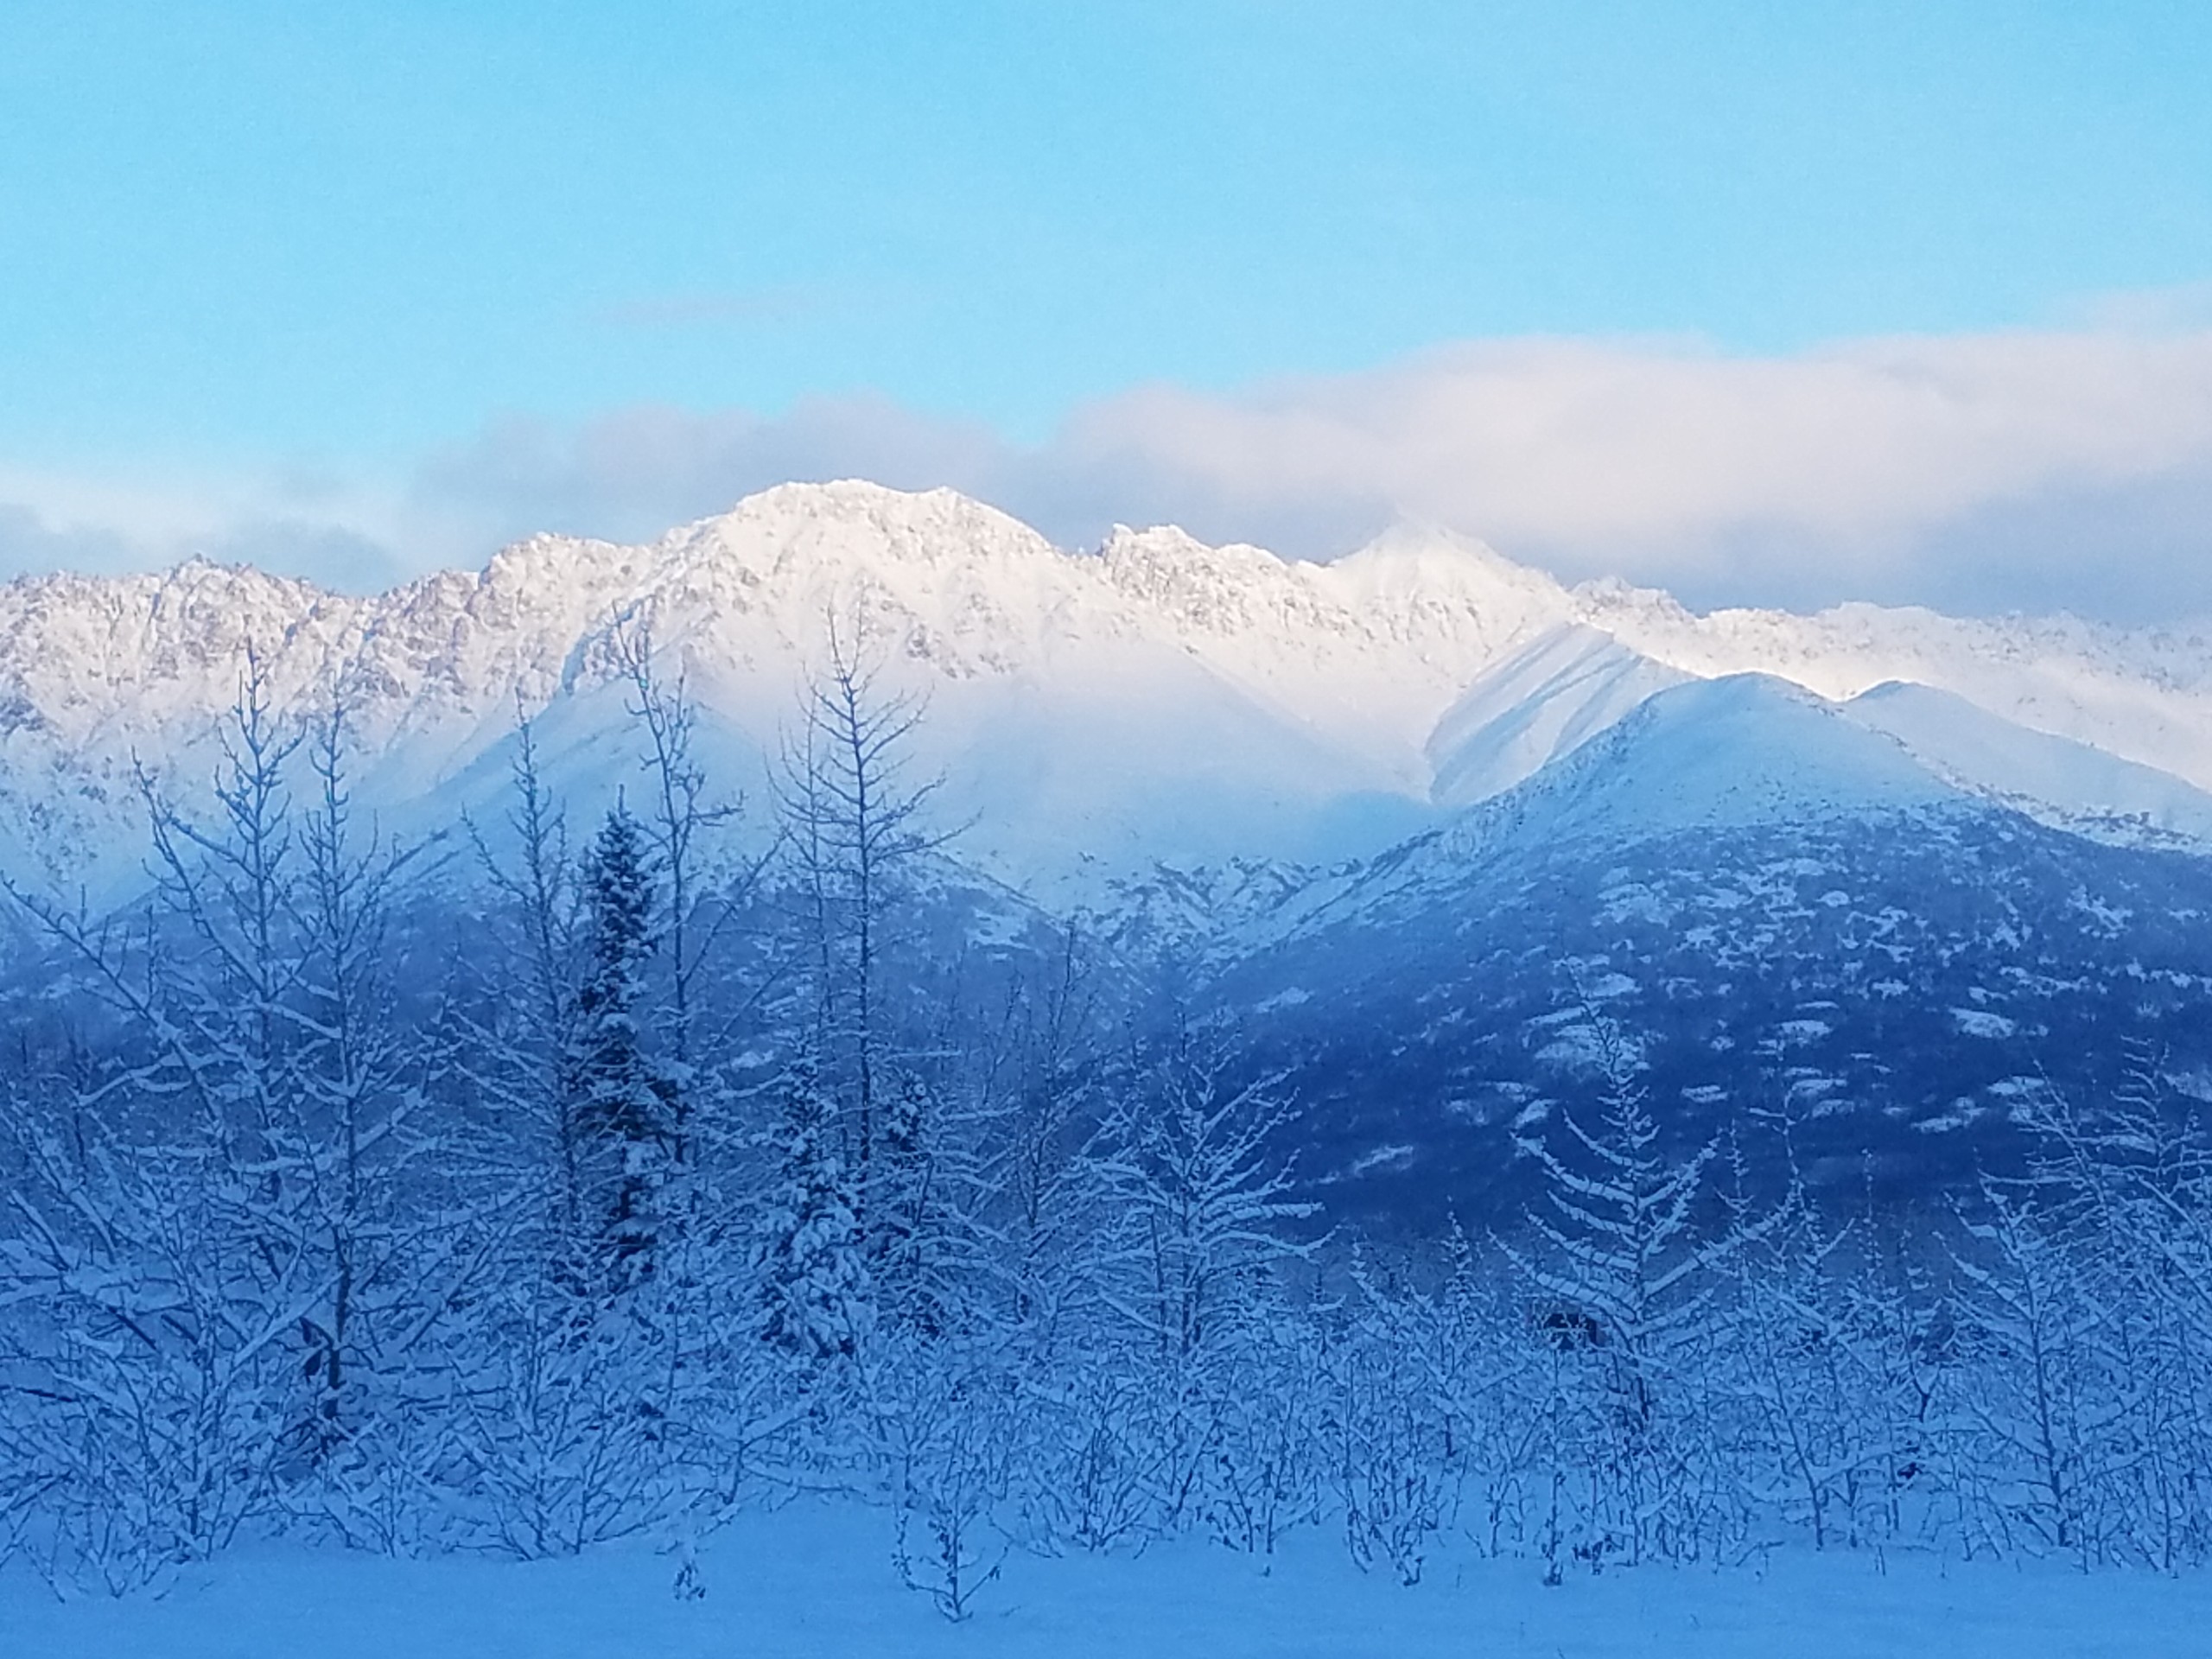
[3,479,2209,896]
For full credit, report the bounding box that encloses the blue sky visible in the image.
[4,2,2212,616]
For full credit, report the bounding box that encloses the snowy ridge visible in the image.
[1251,671,1976,950]
[1424,625,1693,807]
[1841,679,2212,847]
[2,479,2210,894]
[1459,672,1962,843]
[1582,583,2212,792]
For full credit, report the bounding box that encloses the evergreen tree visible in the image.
[874,1065,985,1338]
[760,1052,871,1360]
[874,1066,932,1325]
[569,805,674,1293]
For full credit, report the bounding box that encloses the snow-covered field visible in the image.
[4,1501,2202,1659]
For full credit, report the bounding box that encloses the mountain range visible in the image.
[4,480,2209,1224]
[3,478,2211,898]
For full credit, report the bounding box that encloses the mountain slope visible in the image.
[1842,678,2212,846]
[1221,677,2212,1230]
[1424,624,1692,807]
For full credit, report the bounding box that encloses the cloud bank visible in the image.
[8,325,2212,626]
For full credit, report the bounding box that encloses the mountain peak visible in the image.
[1339,520,1532,579]
[670,480,1052,561]
[1426,671,1962,860]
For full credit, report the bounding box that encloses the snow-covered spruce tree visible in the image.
[441,714,656,1554]
[613,622,806,1528]
[758,1050,871,1363]
[392,757,721,1560]
[873,1066,955,1336]
[566,805,677,1298]
[1510,990,1725,1567]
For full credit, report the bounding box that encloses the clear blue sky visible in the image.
[6,0,2210,477]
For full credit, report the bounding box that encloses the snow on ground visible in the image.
[5,1498,2203,1658]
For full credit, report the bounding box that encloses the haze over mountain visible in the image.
[3,479,2210,904]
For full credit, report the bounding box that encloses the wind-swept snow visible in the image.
[1426,625,1692,807]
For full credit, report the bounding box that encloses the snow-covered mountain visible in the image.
[4,478,2212,1224]
[3,479,2211,898]
[1214,672,2212,1230]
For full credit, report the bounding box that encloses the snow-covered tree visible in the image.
[759,1052,871,1362]
[1091,1029,1314,1361]
[612,620,753,1176]
[0,664,413,1575]
[873,1066,952,1334]
[773,618,951,1230]
[568,805,676,1294]
[1511,989,1723,1566]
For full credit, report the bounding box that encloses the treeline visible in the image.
[3,633,2212,1605]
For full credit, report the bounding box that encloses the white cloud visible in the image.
[6,324,2212,624]
[1048,330,2212,614]
[406,394,1009,556]
[0,462,411,592]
